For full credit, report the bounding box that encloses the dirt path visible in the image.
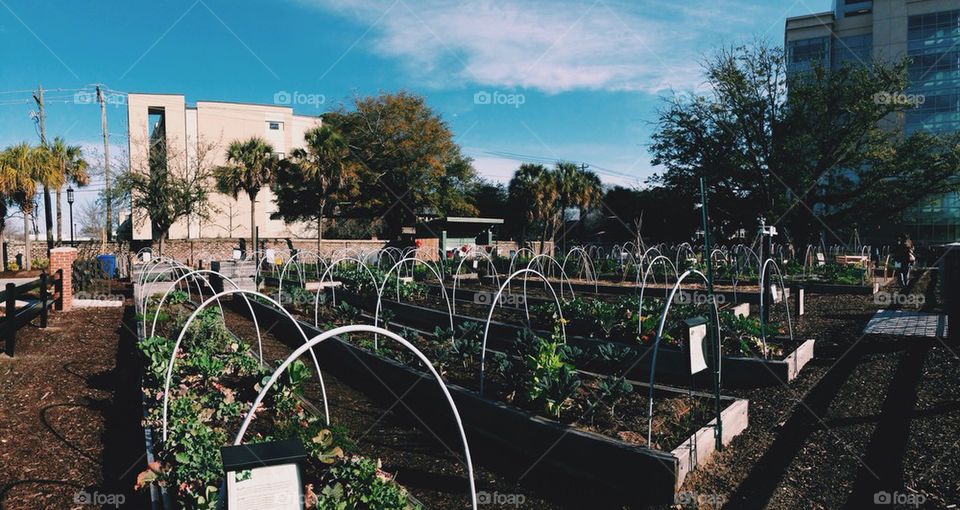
[679,270,960,509]
[0,303,147,510]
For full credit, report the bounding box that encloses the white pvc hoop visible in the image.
[479,268,567,395]
[162,290,330,442]
[148,269,264,363]
[232,324,477,510]
[375,257,454,349]
[646,269,722,446]
[758,258,795,358]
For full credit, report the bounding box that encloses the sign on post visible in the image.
[684,316,709,374]
[220,438,307,510]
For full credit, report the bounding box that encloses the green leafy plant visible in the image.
[311,456,419,509]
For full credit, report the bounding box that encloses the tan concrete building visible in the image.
[126,93,322,241]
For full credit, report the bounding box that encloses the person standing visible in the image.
[894,233,915,287]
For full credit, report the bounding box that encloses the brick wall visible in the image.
[49,247,76,311]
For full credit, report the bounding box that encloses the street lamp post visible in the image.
[67,187,75,246]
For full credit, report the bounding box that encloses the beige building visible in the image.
[126,93,322,241]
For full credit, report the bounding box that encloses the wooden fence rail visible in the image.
[1,269,63,357]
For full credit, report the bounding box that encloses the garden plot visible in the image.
[232,295,749,506]
[306,277,814,388]
[136,291,429,509]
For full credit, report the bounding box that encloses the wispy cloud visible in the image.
[300,0,776,94]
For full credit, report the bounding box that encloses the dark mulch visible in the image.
[0,303,147,510]
[676,270,960,509]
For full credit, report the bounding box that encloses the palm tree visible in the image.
[48,138,90,243]
[508,163,551,249]
[1,143,56,270]
[285,125,353,252]
[215,137,278,251]
[553,162,602,252]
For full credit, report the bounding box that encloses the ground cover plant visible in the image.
[137,294,420,509]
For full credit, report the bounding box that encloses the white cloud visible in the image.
[301,0,777,94]
[470,156,522,183]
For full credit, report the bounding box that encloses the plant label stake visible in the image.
[684,316,709,375]
[220,438,307,510]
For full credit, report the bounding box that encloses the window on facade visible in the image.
[832,34,872,67]
[907,9,960,134]
[268,121,281,130]
[788,37,829,64]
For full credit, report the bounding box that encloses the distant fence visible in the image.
[1,270,63,357]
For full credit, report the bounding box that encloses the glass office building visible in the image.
[786,0,960,243]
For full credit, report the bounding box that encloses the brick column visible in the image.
[49,247,76,312]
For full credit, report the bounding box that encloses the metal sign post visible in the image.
[699,177,722,451]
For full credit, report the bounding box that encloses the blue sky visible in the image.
[0,0,825,207]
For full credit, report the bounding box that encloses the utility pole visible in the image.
[33,84,53,259]
[97,85,112,242]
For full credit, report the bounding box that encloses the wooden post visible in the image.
[4,282,16,356]
[792,284,805,317]
[39,272,48,328]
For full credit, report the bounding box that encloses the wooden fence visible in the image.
[1,270,63,357]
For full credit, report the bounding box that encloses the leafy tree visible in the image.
[215,137,278,250]
[649,40,960,246]
[271,125,356,250]
[600,185,700,243]
[48,137,90,243]
[326,92,475,238]
[469,180,508,219]
[118,135,213,255]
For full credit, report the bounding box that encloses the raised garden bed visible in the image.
[318,287,814,388]
[136,293,423,509]
[231,296,750,505]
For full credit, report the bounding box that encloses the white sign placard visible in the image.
[688,323,708,374]
[227,463,302,510]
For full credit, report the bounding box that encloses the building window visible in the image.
[832,34,872,67]
[268,121,282,130]
[787,37,830,74]
[907,9,960,134]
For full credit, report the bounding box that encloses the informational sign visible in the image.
[226,463,301,510]
[684,318,709,374]
[221,438,307,510]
